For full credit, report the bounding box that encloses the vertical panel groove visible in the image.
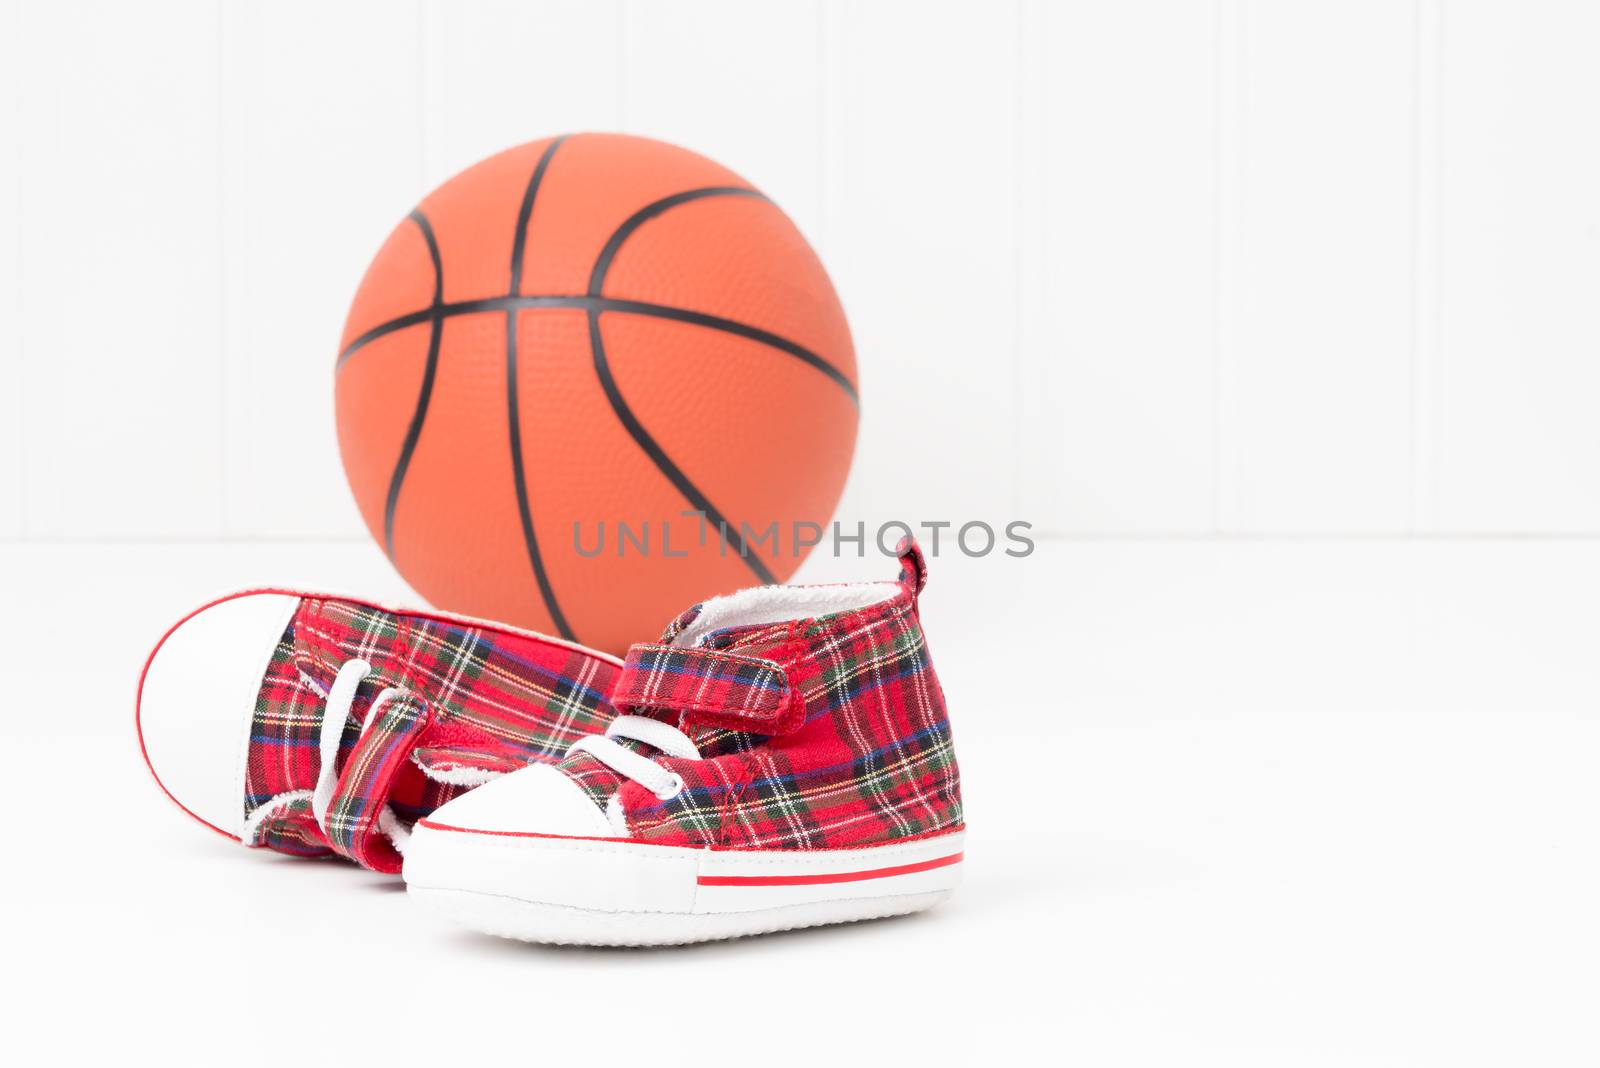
[1010,0,1027,520]
[215,5,228,536]
[1212,0,1246,533]
[1409,0,1443,533]
[0,0,22,538]
[21,0,225,539]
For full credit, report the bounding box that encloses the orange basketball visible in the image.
[335,134,858,654]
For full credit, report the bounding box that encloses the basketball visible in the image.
[334,133,858,654]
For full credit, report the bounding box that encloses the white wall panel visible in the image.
[1220,0,1415,533]
[822,0,1021,539]
[16,0,223,539]
[620,0,822,240]
[1020,0,1216,535]
[221,1,423,539]
[422,0,622,187]
[0,0,21,537]
[6,1,1600,542]
[1432,0,1600,532]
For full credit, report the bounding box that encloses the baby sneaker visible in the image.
[403,538,965,944]
[137,590,620,873]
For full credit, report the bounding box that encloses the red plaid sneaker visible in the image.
[136,590,621,873]
[403,539,965,944]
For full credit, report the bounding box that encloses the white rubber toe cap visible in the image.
[422,762,614,838]
[137,591,302,839]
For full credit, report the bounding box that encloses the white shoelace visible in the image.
[567,714,701,800]
[309,659,409,835]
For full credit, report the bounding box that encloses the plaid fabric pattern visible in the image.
[558,541,964,851]
[614,643,800,735]
[319,691,430,870]
[245,596,619,871]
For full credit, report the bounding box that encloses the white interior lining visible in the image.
[672,581,901,648]
[411,753,504,788]
[242,789,312,846]
[377,806,411,854]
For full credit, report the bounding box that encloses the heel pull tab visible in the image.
[895,534,928,597]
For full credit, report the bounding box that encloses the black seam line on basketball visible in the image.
[337,295,857,404]
[382,209,445,561]
[588,186,778,585]
[587,306,777,585]
[586,186,766,297]
[510,135,568,296]
[506,138,577,641]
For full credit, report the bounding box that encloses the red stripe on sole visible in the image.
[697,851,963,887]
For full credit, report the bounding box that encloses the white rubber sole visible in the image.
[404,823,965,946]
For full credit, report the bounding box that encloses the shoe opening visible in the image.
[672,580,902,648]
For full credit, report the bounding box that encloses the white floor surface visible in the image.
[1,538,1595,1066]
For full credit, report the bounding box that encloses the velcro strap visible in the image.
[615,643,802,736]
[322,692,432,873]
